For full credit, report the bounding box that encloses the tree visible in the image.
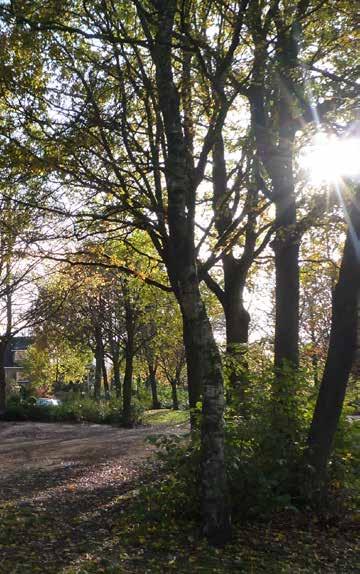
[22,339,91,395]
[0,191,43,413]
[307,185,360,487]
[246,0,358,386]
[299,218,341,385]
[1,0,253,540]
[143,292,186,411]
[1,0,359,544]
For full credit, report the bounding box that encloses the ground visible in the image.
[0,413,359,573]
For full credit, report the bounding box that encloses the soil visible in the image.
[0,420,184,474]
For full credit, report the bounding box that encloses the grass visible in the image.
[143,408,189,426]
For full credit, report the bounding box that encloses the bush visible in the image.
[137,432,199,523]
[136,366,360,525]
[2,396,144,426]
[325,412,360,511]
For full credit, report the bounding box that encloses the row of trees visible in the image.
[0,0,359,544]
[28,241,186,422]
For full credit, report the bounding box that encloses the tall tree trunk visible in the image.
[182,315,203,411]
[223,261,250,406]
[179,287,230,543]
[122,341,134,427]
[249,22,300,382]
[224,282,249,352]
[310,326,319,387]
[211,134,257,407]
[269,150,299,438]
[198,308,230,545]
[122,288,135,426]
[1,271,12,415]
[251,89,299,429]
[273,187,299,374]
[170,378,179,410]
[102,356,110,400]
[93,328,102,401]
[145,0,231,543]
[148,362,161,410]
[112,355,121,399]
[0,341,7,415]
[272,25,302,379]
[307,197,360,485]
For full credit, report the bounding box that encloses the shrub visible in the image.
[136,366,359,524]
[2,396,144,426]
[137,432,199,523]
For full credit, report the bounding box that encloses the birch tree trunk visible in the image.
[144,0,231,543]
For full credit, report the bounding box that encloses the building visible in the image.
[4,337,32,385]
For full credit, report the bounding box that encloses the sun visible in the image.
[300,133,360,184]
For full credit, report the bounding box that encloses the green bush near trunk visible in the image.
[136,368,360,524]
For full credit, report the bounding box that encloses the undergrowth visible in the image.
[2,395,144,426]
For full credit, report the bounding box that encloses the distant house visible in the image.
[4,337,33,385]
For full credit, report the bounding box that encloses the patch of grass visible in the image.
[143,409,189,426]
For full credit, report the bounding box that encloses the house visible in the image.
[4,336,33,385]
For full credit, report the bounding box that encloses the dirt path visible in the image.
[0,420,185,474]
[0,420,188,573]
[0,420,358,574]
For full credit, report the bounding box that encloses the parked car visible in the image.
[35,397,61,407]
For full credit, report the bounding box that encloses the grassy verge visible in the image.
[143,408,189,426]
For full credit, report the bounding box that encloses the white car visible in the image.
[35,397,61,407]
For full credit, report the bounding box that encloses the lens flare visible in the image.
[300,134,360,183]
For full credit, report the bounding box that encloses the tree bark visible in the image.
[142,0,231,543]
[249,20,300,383]
[182,313,204,411]
[179,287,230,544]
[112,355,121,399]
[170,378,179,410]
[223,259,250,405]
[93,328,102,401]
[273,182,299,375]
[211,134,256,407]
[148,362,161,410]
[0,270,13,415]
[122,341,134,427]
[0,341,7,415]
[122,291,135,427]
[268,147,300,438]
[307,196,360,484]
[102,356,110,400]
